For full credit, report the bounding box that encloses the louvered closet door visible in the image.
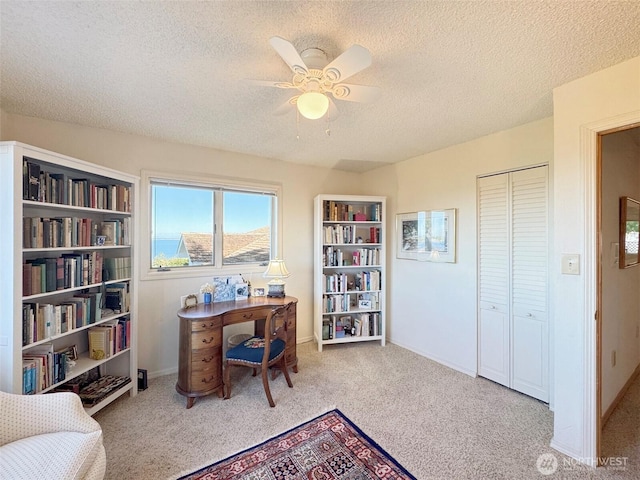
[477,174,510,387]
[510,166,549,402]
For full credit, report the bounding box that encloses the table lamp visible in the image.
[263,259,291,298]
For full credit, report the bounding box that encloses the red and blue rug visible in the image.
[178,409,416,479]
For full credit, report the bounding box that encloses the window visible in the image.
[149,177,277,271]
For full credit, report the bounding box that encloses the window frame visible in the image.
[140,169,282,281]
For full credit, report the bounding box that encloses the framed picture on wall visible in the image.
[396,209,456,262]
[620,196,640,268]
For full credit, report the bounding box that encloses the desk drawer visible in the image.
[191,318,221,332]
[224,308,268,325]
[190,369,222,392]
[191,329,222,350]
[191,349,220,372]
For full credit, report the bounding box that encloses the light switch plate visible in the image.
[561,254,580,275]
[612,242,619,266]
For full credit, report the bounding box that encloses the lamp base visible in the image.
[267,283,285,298]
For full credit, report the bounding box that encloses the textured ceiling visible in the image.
[1,1,639,173]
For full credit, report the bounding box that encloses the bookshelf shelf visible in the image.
[22,278,132,301]
[22,312,130,350]
[24,245,131,253]
[23,199,131,215]
[41,347,131,394]
[0,141,138,414]
[322,265,382,269]
[320,335,384,346]
[84,382,132,416]
[314,195,386,351]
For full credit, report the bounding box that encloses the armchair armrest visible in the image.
[0,391,101,446]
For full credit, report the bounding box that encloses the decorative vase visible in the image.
[204,292,212,304]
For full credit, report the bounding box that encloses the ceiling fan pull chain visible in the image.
[325,110,331,136]
[296,108,300,140]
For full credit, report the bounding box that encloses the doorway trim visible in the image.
[580,111,640,465]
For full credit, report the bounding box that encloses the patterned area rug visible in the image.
[178,409,416,479]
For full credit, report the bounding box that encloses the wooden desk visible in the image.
[176,296,298,408]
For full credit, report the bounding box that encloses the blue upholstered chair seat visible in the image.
[226,337,286,365]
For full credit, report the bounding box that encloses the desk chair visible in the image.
[223,302,294,407]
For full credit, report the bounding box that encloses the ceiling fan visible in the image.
[251,36,381,121]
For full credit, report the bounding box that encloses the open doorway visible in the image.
[597,124,640,460]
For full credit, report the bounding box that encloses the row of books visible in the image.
[22,291,107,346]
[354,271,381,292]
[322,292,380,313]
[103,282,130,314]
[323,246,381,267]
[323,201,382,222]
[322,271,382,294]
[321,312,382,340]
[23,216,131,249]
[23,158,132,212]
[323,225,381,245]
[88,318,131,360]
[22,254,131,296]
[103,257,132,282]
[23,252,104,296]
[22,343,68,394]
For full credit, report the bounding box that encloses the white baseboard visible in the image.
[389,338,477,377]
[148,366,178,379]
[550,437,596,468]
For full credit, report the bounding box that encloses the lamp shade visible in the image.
[263,259,291,279]
[297,92,329,120]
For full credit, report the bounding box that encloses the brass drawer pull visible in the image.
[202,356,214,363]
[200,322,215,328]
[242,313,254,319]
[201,376,214,384]
[202,337,215,344]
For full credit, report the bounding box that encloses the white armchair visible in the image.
[0,390,106,480]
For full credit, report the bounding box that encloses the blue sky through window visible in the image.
[152,185,271,239]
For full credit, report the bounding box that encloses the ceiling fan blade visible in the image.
[323,44,372,83]
[326,97,340,121]
[269,36,308,76]
[246,79,297,89]
[331,84,381,103]
[273,96,298,116]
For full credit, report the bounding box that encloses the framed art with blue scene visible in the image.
[396,209,456,262]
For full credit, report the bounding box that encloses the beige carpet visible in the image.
[94,341,639,479]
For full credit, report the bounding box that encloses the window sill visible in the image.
[140,264,267,282]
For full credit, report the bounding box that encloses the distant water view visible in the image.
[152,238,180,258]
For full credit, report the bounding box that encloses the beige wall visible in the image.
[600,129,640,415]
[552,55,640,460]
[1,112,363,376]
[364,117,554,374]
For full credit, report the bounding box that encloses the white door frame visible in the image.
[580,111,640,464]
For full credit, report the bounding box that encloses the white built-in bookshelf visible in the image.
[0,142,138,415]
[313,194,386,352]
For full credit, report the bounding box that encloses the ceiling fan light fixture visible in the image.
[297,91,329,119]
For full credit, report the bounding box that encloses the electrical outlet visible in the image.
[611,350,616,367]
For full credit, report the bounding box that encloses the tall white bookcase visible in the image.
[0,142,138,414]
[314,195,386,352]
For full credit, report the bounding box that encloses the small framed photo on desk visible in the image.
[253,287,265,297]
[235,283,249,300]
